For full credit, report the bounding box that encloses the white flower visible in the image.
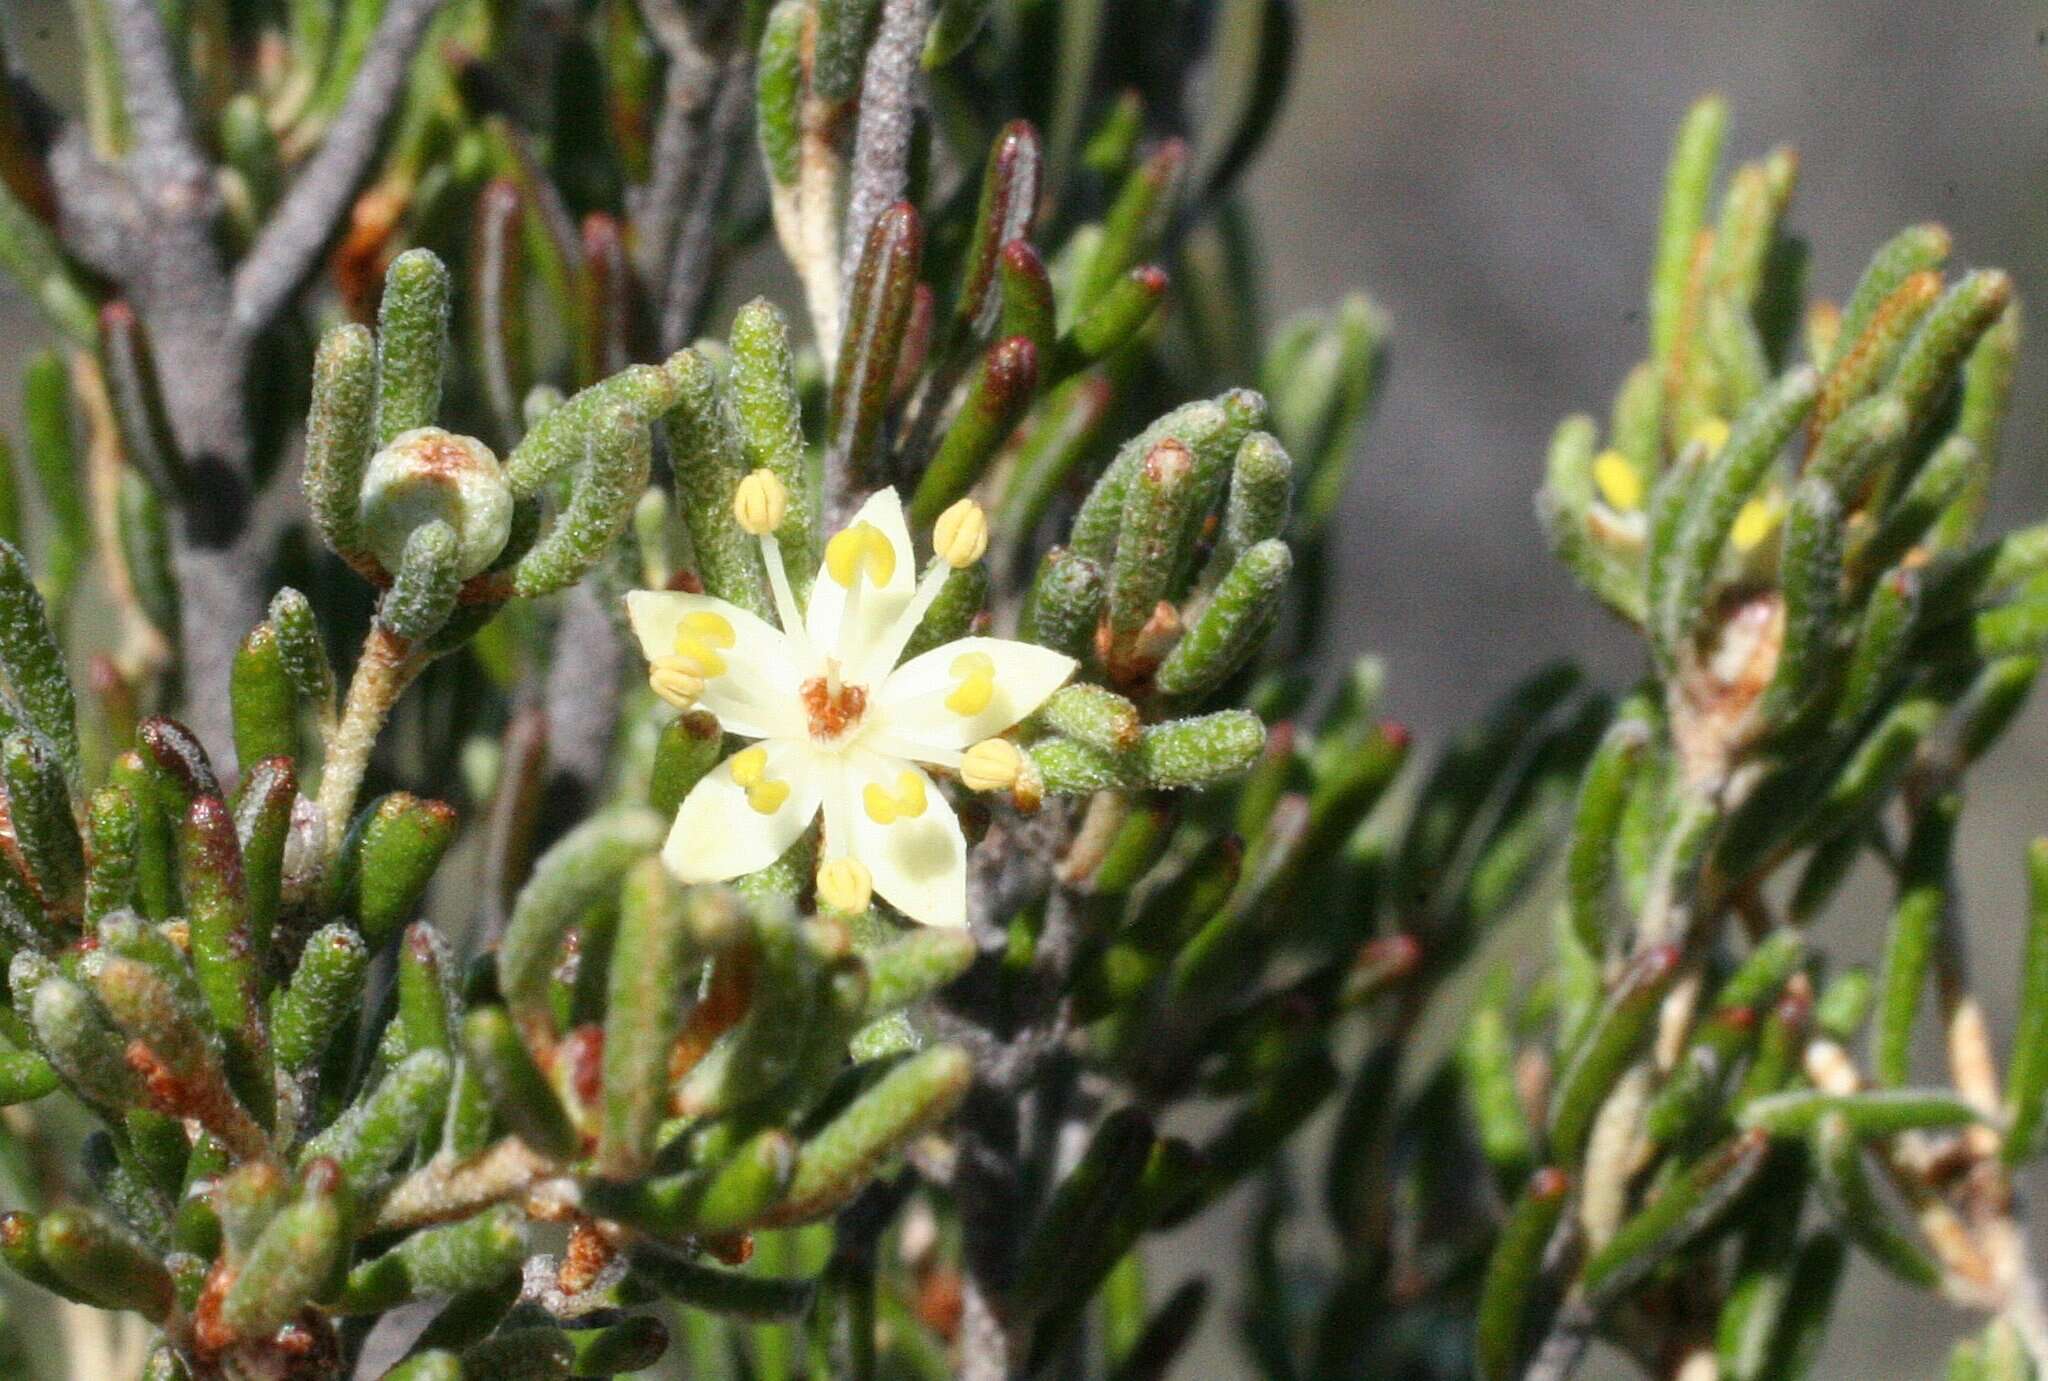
[626,476,1076,927]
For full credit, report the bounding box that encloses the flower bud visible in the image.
[733,468,789,536]
[960,737,1022,792]
[359,427,515,579]
[933,498,989,569]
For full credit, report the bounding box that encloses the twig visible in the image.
[541,580,625,815]
[793,96,845,360]
[373,1138,558,1233]
[630,6,717,288]
[836,0,928,294]
[232,0,443,334]
[103,0,209,196]
[658,50,753,353]
[1524,1303,1595,1381]
[940,807,1083,1380]
[628,0,697,57]
[317,625,430,852]
[46,126,142,279]
[68,351,172,678]
[480,703,548,946]
[2001,1240,2048,1374]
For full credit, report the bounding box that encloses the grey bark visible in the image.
[41,0,443,759]
[837,0,930,294]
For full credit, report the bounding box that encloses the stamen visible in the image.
[649,657,704,710]
[961,738,1022,792]
[862,771,929,825]
[729,746,787,813]
[824,523,898,662]
[734,465,812,651]
[932,499,989,569]
[746,779,791,814]
[682,611,736,647]
[861,503,988,679]
[947,650,996,716]
[1687,416,1731,456]
[862,557,953,681]
[729,746,768,787]
[817,857,873,913]
[672,623,729,677]
[825,523,894,587]
[732,469,788,536]
[863,782,900,825]
[759,534,810,652]
[1591,449,1643,513]
[1731,493,1782,554]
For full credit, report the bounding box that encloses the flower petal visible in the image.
[661,738,824,883]
[625,589,808,738]
[806,488,917,663]
[845,750,967,928]
[870,636,1078,754]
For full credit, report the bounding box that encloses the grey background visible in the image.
[1207,3,2048,1376]
[5,0,2048,1375]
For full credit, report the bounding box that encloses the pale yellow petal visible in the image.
[871,636,1077,755]
[661,738,823,882]
[805,488,916,662]
[844,750,967,928]
[624,589,808,738]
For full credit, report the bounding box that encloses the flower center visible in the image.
[802,669,868,742]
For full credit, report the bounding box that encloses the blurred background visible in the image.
[4,0,2048,1375]
[1224,3,2048,1376]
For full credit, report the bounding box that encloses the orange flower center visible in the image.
[802,674,867,742]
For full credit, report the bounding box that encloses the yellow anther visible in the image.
[746,779,791,814]
[1730,493,1783,554]
[825,522,898,588]
[1591,449,1644,513]
[947,679,995,717]
[731,747,786,811]
[670,633,728,678]
[817,857,873,913]
[960,738,1022,792]
[1687,416,1731,456]
[732,468,789,536]
[825,528,864,586]
[933,499,990,569]
[681,611,736,648]
[947,674,994,717]
[862,527,897,585]
[649,656,704,709]
[729,746,768,788]
[862,771,930,825]
[946,649,996,716]
[863,782,900,825]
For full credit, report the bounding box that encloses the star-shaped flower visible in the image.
[627,473,1076,927]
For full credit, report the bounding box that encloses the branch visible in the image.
[837,0,929,294]
[628,0,698,60]
[104,0,209,195]
[231,0,443,334]
[1524,1304,1595,1381]
[658,51,752,352]
[47,125,141,278]
[541,580,625,811]
[632,38,717,292]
